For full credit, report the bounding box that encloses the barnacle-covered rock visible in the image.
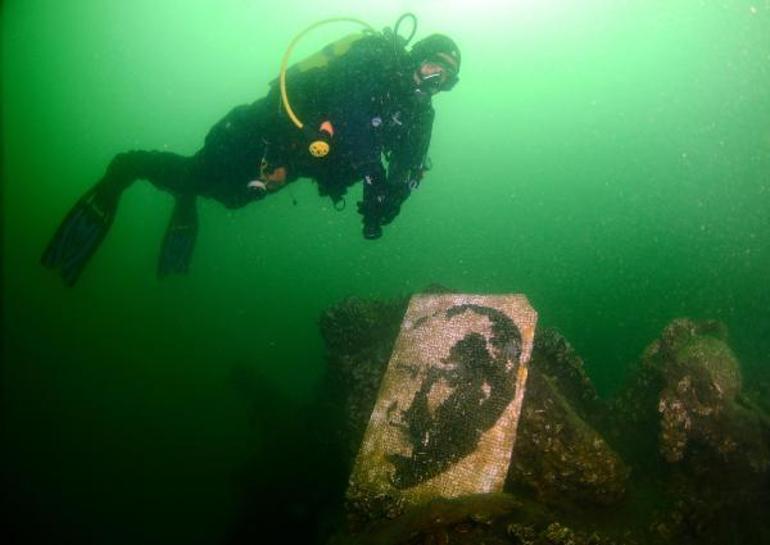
[319,299,769,545]
[612,318,768,472]
[319,286,456,462]
[330,492,632,545]
[529,328,605,425]
[328,493,520,545]
[506,520,635,545]
[506,364,628,506]
[321,295,627,507]
[319,295,409,460]
[504,328,626,507]
[607,318,770,545]
[653,319,744,463]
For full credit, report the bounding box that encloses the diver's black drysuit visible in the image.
[42,32,436,285]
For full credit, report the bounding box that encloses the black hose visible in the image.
[394,13,417,50]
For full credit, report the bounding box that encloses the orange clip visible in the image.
[259,159,287,187]
[319,120,334,137]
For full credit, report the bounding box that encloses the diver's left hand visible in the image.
[379,202,401,226]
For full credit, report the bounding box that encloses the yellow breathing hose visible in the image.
[279,17,375,130]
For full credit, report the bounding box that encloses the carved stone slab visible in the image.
[347,294,537,513]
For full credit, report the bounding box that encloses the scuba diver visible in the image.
[41,15,461,285]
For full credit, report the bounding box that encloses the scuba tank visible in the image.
[277,14,418,159]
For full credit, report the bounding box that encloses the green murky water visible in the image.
[3,1,769,543]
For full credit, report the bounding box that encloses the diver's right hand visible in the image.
[363,221,383,240]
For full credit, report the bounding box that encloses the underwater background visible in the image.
[2,1,769,543]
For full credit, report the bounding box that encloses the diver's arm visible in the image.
[356,160,389,239]
[325,38,395,238]
[353,104,437,236]
[379,105,436,224]
[388,104,435,184]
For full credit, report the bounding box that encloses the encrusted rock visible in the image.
[613,318,768,471]
[506,364,628,506]
[321,296,627,508]
[320,300,770,545]
[319,295,409,460]
[529,328,604,426]
[608,318,770,544]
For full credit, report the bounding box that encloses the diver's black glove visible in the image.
[363,220,383,240]
[358,200,385,240]
[378,181,411,225]
[379,202,401,226]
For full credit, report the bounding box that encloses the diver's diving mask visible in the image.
[417,57,459,94]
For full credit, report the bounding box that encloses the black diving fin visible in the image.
[157,193,198,278]
[41,185,118,286]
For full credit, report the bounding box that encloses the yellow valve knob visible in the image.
[309,140,330,157]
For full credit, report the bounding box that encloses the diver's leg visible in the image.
[42,150,194,285]
[111,151,202,278]
[157,193,198,278]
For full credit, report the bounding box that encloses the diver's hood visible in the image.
[409,34,461,73]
